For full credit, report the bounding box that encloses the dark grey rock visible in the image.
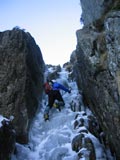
[71,1,120,159]
[0,28,45,144]
[0,119,16,160]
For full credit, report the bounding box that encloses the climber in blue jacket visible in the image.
[43,80,71,121]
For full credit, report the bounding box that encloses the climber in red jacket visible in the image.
[43,79,71,121]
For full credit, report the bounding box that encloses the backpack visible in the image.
[44,82,52,94]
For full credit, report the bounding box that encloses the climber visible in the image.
[43,79,71,121]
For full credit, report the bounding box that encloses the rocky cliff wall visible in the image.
[71,0,120,159]
[0,28,45,143]
[80,0,113,25]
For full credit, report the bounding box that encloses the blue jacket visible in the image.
[52,82,70,93]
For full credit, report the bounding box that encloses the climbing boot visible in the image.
[44,114,49,121]
[53,103,61,112]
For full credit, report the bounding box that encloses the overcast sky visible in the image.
[0,0,83,65]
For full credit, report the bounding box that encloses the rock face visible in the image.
[71,0,120,159]
[0,119,16,159]
[80,0,112,25]
[0,28,45,143]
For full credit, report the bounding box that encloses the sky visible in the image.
[0,0,83,65]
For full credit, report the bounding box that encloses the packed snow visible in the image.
[11,67,115,160]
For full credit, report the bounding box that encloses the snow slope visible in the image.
[12,68,114,160]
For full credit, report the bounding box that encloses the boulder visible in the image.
[0,28,45,143]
